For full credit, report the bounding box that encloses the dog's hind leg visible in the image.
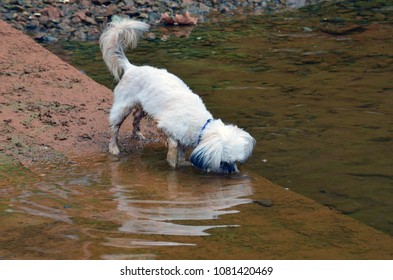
[109,105,133,155]
[132,106,146,140]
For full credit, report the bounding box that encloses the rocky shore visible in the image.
[0,0,320,42]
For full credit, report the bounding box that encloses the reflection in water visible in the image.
[109,158,252,237]
[105,154,252,259]
[11,199,72,224]
[103,238,195,249]
[105,155,253,259]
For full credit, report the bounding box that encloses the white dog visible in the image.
[99,16,255,173]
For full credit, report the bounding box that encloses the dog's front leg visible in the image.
[167,139,191,168]
[166,138,179,168]
[177,145,192,167]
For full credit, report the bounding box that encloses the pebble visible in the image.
[54,133,67,140]
[253,199,273,207]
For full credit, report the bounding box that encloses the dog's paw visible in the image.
[109,143,120,156]
[177,161,192,167]
[167,159,177,168]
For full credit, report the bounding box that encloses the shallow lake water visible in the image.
[44,0,393,236]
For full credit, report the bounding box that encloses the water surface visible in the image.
[3,147,393,260]
[45,0,393,236]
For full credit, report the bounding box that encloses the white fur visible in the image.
[100,16,255,173]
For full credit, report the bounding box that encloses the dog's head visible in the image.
[190,119,255,173]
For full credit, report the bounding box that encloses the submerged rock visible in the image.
[320,24,366,35]
[253,199,273,207]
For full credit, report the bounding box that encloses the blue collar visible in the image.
[197,119,212,145]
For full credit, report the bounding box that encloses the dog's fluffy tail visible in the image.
[99,16,149,81]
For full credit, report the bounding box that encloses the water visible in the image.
[3,148,392,260]
[44,0,393,236]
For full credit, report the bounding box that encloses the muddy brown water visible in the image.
[45,0,393,236]
[1,0,393,259]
